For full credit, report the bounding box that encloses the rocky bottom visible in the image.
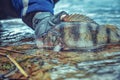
[0,44,120,80]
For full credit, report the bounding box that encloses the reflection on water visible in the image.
[0,19,34,46]
[49,51,120,80]
[55,0,120,26]
[51,60,120,80]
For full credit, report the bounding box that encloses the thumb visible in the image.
[51,11,68,24]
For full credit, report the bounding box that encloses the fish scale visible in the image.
[36,14,120,52]
[97,25,120,44]
[56,22,99,50]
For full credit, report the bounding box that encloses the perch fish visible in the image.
[35,14,120,52]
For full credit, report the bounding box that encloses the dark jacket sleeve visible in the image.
[12,0,55,28]
[12,0,54,17]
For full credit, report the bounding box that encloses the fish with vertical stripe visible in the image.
[36,14,120,52]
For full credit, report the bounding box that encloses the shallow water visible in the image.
[51,57,120,80]
[55,0,120,27]
[0,19,34,46]
[0,0,120,80]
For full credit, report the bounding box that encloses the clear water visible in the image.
[0,0,120,80]
[55,0,120,27]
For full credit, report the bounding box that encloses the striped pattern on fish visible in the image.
[97,24,120,44]
[55,23,120,51]
[35,14,120,52]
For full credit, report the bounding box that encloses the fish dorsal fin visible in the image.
[63,14,97,24]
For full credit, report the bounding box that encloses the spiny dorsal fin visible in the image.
[63,14,97,24]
